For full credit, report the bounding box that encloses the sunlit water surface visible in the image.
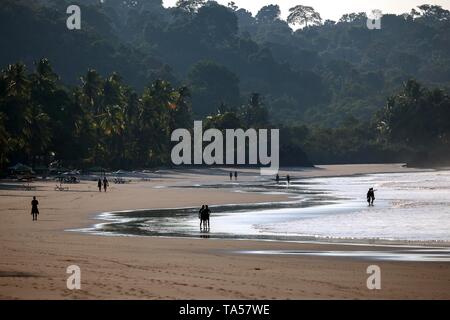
[73,170,450,261]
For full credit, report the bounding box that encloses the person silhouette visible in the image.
[203,205,211,230]
[276,174,280,184]
[31,196,39,221]
[97,179,102,192]
[199,205,205,230]
[234,171,238,181]
[287,175,290,185]
[229,172,233,181]
[367,188,375,206]
[103,177,109,192]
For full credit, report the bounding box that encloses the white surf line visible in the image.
[68,221,450,251]
[235,249,450,262]
[67,177,450,250]
[67,206,450,250]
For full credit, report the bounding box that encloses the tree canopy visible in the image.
[1,1,449,169]
[287,5,322,27]
[2,0,449,126]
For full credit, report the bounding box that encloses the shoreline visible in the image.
[73,166,449,248]
[76,205,450,249]
[1,164,449,299]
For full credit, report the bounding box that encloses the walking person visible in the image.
[234,171,238,181]
[31,196,39,221]
[97,179,102,192]
[367,188,376,206]
[229,172,233,181]
[103,176,109,192]
[199,205,205,230]
[275,174,280,184]
[287,174,290,185]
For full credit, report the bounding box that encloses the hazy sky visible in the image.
[163,0,450,21]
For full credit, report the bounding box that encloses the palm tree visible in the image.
[99,73,128,167]
[136,80,178,165]
[241,93,269,128]
[80,70,105,164]
[2,63,31,149]
[22,104,51,166]
[0,112,10,168]
[168,86,191,132]
[4,63,30,98]
[34,58,58,87]
[81,69,103,114]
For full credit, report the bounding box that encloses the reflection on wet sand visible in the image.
[236,248,450,262]
[73,171,450,262]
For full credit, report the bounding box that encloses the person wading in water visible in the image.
[199,205,205,230]
[367,188,376,206]
[202,205,211,231]
[31,196,39,221]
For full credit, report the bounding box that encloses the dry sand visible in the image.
[0,164,449,299]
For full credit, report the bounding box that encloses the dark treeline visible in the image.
[1,1,449,169]
[0,60,314,170]
[204,79,450,166]
[1,60,449,171]
[0,59,192,170]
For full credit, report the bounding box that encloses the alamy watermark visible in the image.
[66,5,81,30]
[66,265,81,290]
[366,265,381,290]
[171,121,279,175]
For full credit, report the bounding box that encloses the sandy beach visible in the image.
[0,164,449,299]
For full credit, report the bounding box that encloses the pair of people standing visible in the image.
[98,177,109,192]
[229,171,238,181]
[198,205,211,231]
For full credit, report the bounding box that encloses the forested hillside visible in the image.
[2,0,449,125]
[1,0,449,169]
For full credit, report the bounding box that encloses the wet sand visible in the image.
[0,164,449,299]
